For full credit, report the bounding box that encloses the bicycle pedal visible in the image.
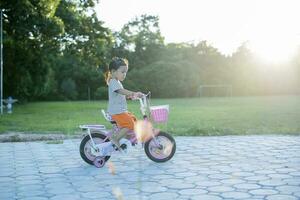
[112,144,119,151]
[120,144,127,150]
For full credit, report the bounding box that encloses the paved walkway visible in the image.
[0,136,300,200]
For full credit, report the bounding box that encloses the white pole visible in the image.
[0,9,3,115]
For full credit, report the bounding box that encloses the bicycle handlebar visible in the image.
[135,92,151,116]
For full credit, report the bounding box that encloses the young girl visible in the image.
[105,57,144,148]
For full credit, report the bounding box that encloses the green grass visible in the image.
[0,96,300,136]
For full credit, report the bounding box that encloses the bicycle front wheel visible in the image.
[144,131,176,163]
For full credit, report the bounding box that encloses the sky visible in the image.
[95,0,300,59]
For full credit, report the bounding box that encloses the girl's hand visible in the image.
[130,92,144,100]
[135,92,144,98]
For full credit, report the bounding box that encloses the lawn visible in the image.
[0,95,300,136]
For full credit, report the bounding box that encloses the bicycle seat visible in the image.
[101,110,117,124]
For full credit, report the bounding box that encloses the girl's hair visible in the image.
[105,57,128,85]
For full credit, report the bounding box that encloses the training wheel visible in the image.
[93,156,106,168]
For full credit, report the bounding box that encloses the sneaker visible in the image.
[110,135,121,150]
[120,143,127,150]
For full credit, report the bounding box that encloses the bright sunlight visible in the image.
[97,0,300,57]
[249,35,298,64]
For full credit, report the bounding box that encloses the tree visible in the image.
[1,0,113,100]
[1,0,64,100]
[53,0,113,100]
[113,15,165,70]
[230,42,259,95]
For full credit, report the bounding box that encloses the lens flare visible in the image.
[112,187,124,200]
[134,120,154,142]
[107,161,116,175]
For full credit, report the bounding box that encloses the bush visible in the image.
[127,60,200,98]
[60,78,78,100]
[95,86,108,100]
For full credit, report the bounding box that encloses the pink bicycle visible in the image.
[79,92,176,168]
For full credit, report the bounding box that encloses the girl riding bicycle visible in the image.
[105,57,144,149]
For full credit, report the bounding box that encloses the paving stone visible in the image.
[76,184,103,192]
[175,172,198,177]
[0,136,299,200]
[17,184,44,192]
[151,174,175,180]
[45,182,72,189]
[178,188,207,195]
[210,165,234,172]
[255,169,277,174]
[289,171,300,176]
[232,172,256,177]
[0,169,15,176]
[120,188,140,196]
[20,197,49,200]
[16,174,41,182]
[208,173,233,180]
[244,175,269,181]
[44,177,69,183]
[190,194,222,200]
[275,185,300,194]
[266,195,299,200]
[195,180,221,187]
[0,177,14,183]
[138,182,168,193]
[233,183,261,190]
[220,178,245,185]
[124,194,148,200]
[283,178,300,185]
[80,191,111,199]
[294,191,300,198]
[275,167,297,173]
[259,179,286,186]
[50,194,82,200]
[0,192,16,200]
[47,187,76,195]
[17,189,46,197]
[207,186,234,192]
[220,191,251,199]
[166,182,195,189]
[249,189,278,195]
[268,173,293,179]
[148,192,179,199]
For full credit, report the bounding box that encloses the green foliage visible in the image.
[94,86,108,100]
[1,0,113,101]
[113,15,165,69]
[60,78,78,100]
[1,0,300,102]
[127,60,199,97]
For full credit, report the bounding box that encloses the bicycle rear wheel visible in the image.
[79,132,111,165]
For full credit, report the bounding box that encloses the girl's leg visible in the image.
[111,128,129,148]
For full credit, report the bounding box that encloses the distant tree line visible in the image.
[1,0,300,101]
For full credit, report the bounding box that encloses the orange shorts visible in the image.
[111,112,137,130]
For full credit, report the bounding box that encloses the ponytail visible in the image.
[105,70,112,85]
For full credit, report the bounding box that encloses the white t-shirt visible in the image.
[107,79,127,115]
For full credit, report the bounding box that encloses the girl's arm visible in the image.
[116,88,134,96]
[116,89,143,98]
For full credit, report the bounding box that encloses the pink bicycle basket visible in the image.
[150,105,169,123]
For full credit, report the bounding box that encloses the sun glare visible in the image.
[249,36,297,64]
